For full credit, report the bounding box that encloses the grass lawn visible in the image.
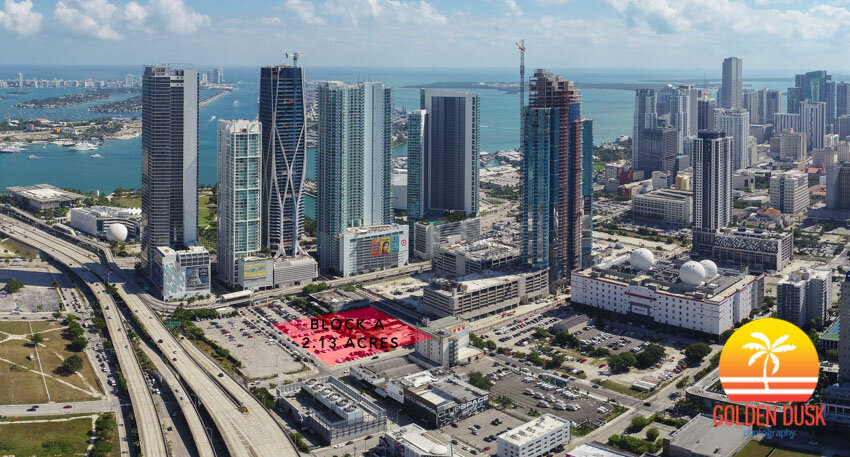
[0,362,50,404]
[111,196,141,208]
[734,441,774,457]
[593,163,606,171]
[0,416,93,456]
[192,337,241,377]
[0,321,60,335]
[770,448,821,457]
[40,334,102,396]
[0,238,39,259]
[199,195,217,226]
[599,379,655,399]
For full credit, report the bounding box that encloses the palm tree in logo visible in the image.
[742,332,796,390]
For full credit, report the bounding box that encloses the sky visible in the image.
[2,0,850,72]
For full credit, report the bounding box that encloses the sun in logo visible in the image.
[719,318,819,403]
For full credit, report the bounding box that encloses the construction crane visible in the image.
[285,51,307,67]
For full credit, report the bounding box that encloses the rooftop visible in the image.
[435,238,518,262]
[666,414,749,455]
[71,206,141,218]
[8,184,84,203]
[497,414,570,447]
[633,188,693,201]
[428,268,540,295]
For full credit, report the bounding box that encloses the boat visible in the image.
[232,100,240,106]
[27,154,40,159]
[71,141,99,151]
[89,153,103,158]
[0,143,25,153]
[209,115,217,122]
[52,138,75,146]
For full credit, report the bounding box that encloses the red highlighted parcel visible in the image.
[273,307,431,366]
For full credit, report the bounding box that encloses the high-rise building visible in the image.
[633,89,657,170]
[770,130,806,163]
[217,120,262,289]
[141,65,199,272]
[836,115,850,141]
[635,127,678,176]
[667,93,689,154]
[769,170,810,215]
[714,108,750,170]
[580,118,594,269]
[697,97,716,130]
[317,81,393,274]
[693,130,732,232]
[413,89,480,219]
[521,69,583,283]
[761,89,782,125]
[840,272,850,382]
[259,64,307,257]
[826,163,850,210]
[406,109,426,243]
[788,71,835,126]
[838,82,850,118]
[215,67,224,84]
[17,73,22,88]
[773,113,801,133]
[777,268,832,328]
[720,57,743,109]
[679,84,700,136]
[801,101,826,152]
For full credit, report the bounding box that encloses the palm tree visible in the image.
[742,332,796,390]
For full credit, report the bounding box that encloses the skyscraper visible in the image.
[217,120,262,289]
[406,109,426,236]
[720,57,743,109]
[215,67,224,84]
[633,89,657,170]
[414,89,480,218]
[714,108,750,170]
[826,163,850,210]
[801,101,826,151]
[521,69,583,283]
[788,71,835,126]
[761,89,782,124]
[580,118,594,269]
[840,272,850,383]
[837,82,850,118]
[636,127,678,176]
[141,65,199,271]
[259,64,307,257]
[693,130,732,232]
[697,97,716,130]
[317,81,393,273]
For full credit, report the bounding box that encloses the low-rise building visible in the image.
[69,206,142,241]
[663,413,750,457]
[386,369,489,427]
[777,268,832,327]
[631,189,693,226]
[692,227,793,272]
[8,184,84,211]
[432,239,519,278]
[413,217,481,260]
[413,316,483,368]
[272,255,318,288]
[497,414,570,457]
[275,376,387,445]
[150,245,211,300]
[572,251,764,335]
[421,269,549,322]
[379,424,467,457]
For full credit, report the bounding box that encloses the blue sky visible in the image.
[2,0,850,71]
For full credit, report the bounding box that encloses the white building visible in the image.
[777,268,832,328]
[571,251,765,335]
[150,245,211,300]
[769,170,810,216]
[714,108,750,170]
[421,269,549,321]
[69,206,142,241]
[801,101,826,152]
[413,218,481,260]
[380,424,467,457]
[414,316,483,367]
[330,224,409,277]
[496,414,570,457]
[631,189,693,226]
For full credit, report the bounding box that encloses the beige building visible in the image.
[769,170,810,215]
[631,189,693,226]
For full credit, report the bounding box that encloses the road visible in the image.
[1,213,299,457]
[0,217,169,456]
[0,399,117,417]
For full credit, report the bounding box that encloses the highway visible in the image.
[0,216,169,456]
[1,213,299,457]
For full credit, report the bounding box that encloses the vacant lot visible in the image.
[0,415,95,456]
[0,238,39,259]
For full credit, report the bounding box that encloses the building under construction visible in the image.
[520,69,583,284]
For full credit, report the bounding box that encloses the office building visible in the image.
[317,81,393,274]
[760,89,782,126]
[633,89,658,169]
[697,97,715,130]
[693,131,732,232]
[631,189,693,226]
[413,316,483,367]
[770,130,806,163]
[838,82,850,118]
[714,108,750,170]
[665,414,751,457]
[580,118,594,269]
[720,57,743,109]
[150,245,210,300]
[412,217,481,260]
[801,101,826,151]
[838,115,850,142]
[259,64,307,257]
[826,163,850,210]
[421,269,549,322]
[432,239,519,278]
[7,184,84,211]
[521,69,583,283]
[406,109,426,230]
[497,415,571,457]
[217,119,263,289]
[412,90,480,220]
[788,71,834,116]
[813,148,837,170]
[635,127,678,176]
[773,113,801,134]
[777,268,831,328]
[675,173,692,191]
[386,369,489,427]
[214,67,223,84]
[141,65,199,275]
[841,273,850,382]
[380,425,468,457]
[769,170,809,215]
[69,206,142,241]
[275,377,386,445]
[572,252,764,335]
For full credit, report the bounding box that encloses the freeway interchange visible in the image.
[0,213,298,457]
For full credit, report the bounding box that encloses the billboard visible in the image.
[185,266,210,287]
[370,235,399,257]
[243,261,268,280]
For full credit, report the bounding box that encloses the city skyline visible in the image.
[2,1,850,70]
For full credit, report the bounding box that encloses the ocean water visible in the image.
[0,65,797,202]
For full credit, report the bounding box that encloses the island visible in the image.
[14,88,138,108]
[90,95,142,113]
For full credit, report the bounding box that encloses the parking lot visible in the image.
[433,409,524,456]
[0,263,65,313]
[491,373,614,427]
[485,314,562,350]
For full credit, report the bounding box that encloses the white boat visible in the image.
[27,154,40,159]
[71,141,99,151]
[89,153,103,158]
[0,143,25,153]
[52,139,75,146]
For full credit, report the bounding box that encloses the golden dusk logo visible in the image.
[719,318,819,403]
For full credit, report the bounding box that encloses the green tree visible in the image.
[676,376,690,389]
[467,371,493,391]
[29,333,43,345]
[3,278,24,293]
[645,427,659,441]
[546,354,565,369]
[608,352,636,373]
[61,355,84,374]
[554,331,578,347]
[636,344,666,368]
[684,343,711,364]
[69,336,88,351]
[534,327,549,339]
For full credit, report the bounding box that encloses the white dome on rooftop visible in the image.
[699,260,718,278]
[680,261,706,287]
[430,445,448,455]
[630,248,656,271]
[106,223,128,242]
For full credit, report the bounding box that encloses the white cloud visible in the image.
[322,0,448,27]
[0,0,42,36]
[284,0,325,25]
[53,0,209,40]
[504,0,522,16]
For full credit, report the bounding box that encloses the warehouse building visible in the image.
[421,269,549,321]
[497,414,571,457]
[692,227,793,273]
[8,184,84,211]
[275,376,386,445]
